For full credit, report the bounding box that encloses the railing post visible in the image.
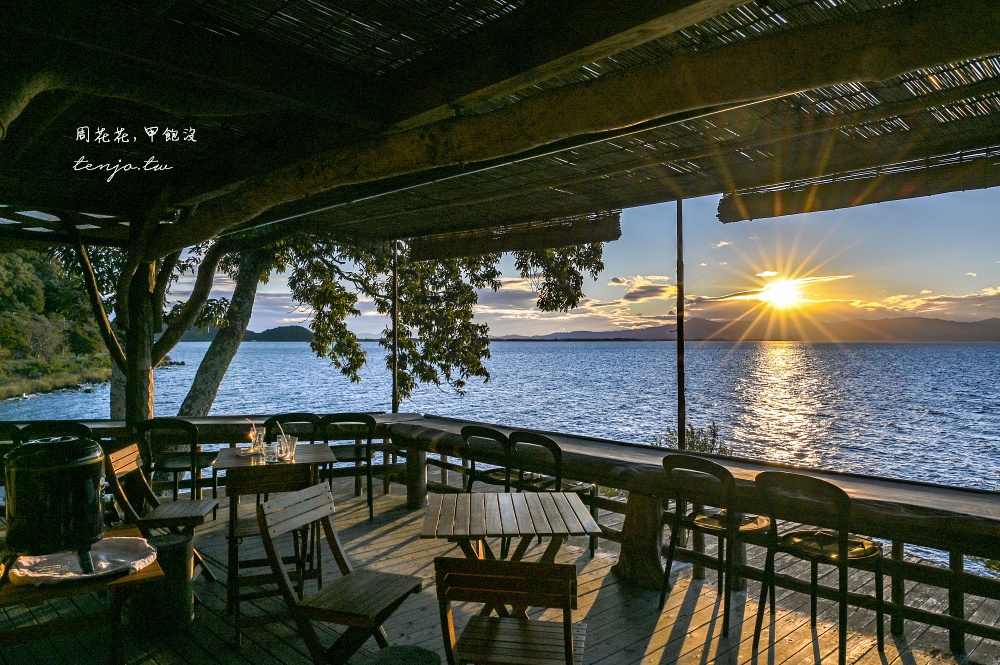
[891,541,905,635]
[949,550,965,655]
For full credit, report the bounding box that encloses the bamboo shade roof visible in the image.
[2,0,999,257]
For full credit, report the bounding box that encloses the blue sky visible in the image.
[184,189,1000,336]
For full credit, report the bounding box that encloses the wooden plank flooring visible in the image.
[2,479,1000,665]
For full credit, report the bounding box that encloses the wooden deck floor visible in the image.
[3,479,1000,665]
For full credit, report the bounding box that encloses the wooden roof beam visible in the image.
[6,1,381,129]
[718,156,1000,222]
[151,0,1000,259]
[388,0,747,130]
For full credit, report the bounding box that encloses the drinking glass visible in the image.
[250,428,265,455]
[263,441,279,463]
[279,435,298,460]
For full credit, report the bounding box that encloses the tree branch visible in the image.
[75,243,127,371]
[151,239,231,363]
[152,249,181,330]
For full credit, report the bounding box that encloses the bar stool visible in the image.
[753,470,884,665]
[659,453,769,636]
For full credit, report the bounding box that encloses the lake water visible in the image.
[3,340,998,492]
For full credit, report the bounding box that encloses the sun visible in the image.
[758,280,802,308]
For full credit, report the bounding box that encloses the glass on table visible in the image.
[263,441,280,463]
[250,428,265,454]
[278,435,298,460]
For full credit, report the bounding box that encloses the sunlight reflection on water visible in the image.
[2,341,998,492]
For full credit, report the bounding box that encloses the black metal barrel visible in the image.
[4,436,105,573]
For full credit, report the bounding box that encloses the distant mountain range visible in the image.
[498,317,1000,342]
[181,325,313,342]
[179,317,1000,344]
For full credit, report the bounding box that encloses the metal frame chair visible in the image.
[659,453,769,636]
[459,425,513,492]
[135,417,218,509]
[753,470,884,665]
[320,413,377,520]
[257,483,422,664]
[509,430,600,556]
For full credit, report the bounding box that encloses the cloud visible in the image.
[606,276,676,303]
[699,262,708,267]
[966,272,978,277]
[845,285,1000,320]
[920,290,932,295]
[756,270,778,278]
[713,241,732,248]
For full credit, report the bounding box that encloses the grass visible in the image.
[0,355,111,401]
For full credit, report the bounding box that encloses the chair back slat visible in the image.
[227,463,313,497]
[435,557,577,610]
[135,417,198,454]
[510,430,562,487]
[320,413,376,442]
[662,453,733,506]
[264,413,321,443]
[260,483,336,539]
[110,444,143,476]
[102,443,157,530]
[755,470,852,532]
[461,425,512,491]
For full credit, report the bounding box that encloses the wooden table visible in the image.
[394,415,1000,652]
[421,492,601,563]
[0,526,164,665]
[215,444,337,616]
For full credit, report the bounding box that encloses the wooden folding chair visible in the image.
[226,461,318,640]
[435,556,586,665]
[257,483,422,665]
[104,443,218,582]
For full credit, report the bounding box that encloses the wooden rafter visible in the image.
[718,155,1000,222]
[389,0,747,130]
[149,0,1000,258]
[5,1,380,128]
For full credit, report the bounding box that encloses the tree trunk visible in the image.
[125,262,156,427]
[110,320,126,419]
[178,249,271,417]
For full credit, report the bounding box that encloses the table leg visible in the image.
[510,536,534,562]
[457,539,483,560]
[108,588,128,665]
[540,536,566,564]
[406,449,427,509]
[610,491,664,590]
[226,496,239,613]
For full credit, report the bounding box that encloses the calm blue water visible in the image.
[2,340,998,491]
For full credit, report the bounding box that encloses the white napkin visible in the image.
[7,537,157,586]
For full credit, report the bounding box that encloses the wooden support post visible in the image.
[891,541,905,635]
[611,492,664,590]
[405,447,426,509]
[949,550,965,655]
[441,454,449,487]
[676,198,686,450]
